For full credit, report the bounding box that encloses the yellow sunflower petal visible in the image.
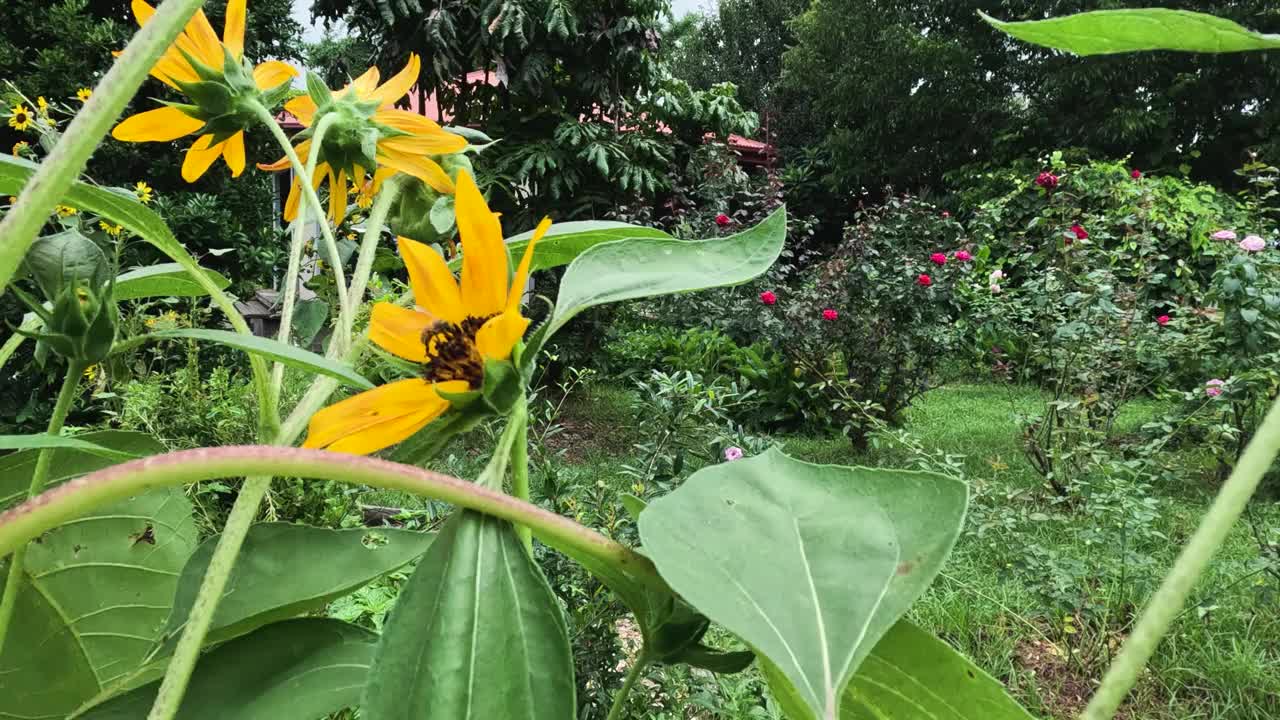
[454,169,508,318]
[283,177,301,222]
[475,310,530,362]
[285,95,316,127]
[223,0,246,60]
[185,10,223,67]
[328,167,347,225]
[256,139,309,172]
[397,237,465,324]
[349,66,381,98]
[375,109,469,154]
[370,303,433,362]
[181,135,224,182]
[375,149,455,195]
[222,131,246,177]
[151,52,198,88]
[253,60,297,90]
[131,1,205,73]
[507,217,551,310]
[303,378,463,455]
[112,106,204,142]
[371,53,420,107]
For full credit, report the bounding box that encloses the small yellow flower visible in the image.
[11,141,29,156]
[99,220,124,237]
[83,364,99,382]
[345,231,356,241]
[36,96,49,113]
[303,170,551,455]
[8,104,33,131]
[135,181,154,204]
[41,116,57,128]
[56,205,78,217]
[76,88,92,103]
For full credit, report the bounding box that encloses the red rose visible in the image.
[954,250,973,262]
[715,213,731,227]
[1156,314,1170,326]
[930,252,947,266]
[822,308,838,321]
[1070,223,1089,240]
[1131,168,1142,179]
[759,290,777,306]
[1035,172,1059,190]
[917,274,932,287]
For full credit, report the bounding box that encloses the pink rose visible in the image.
[1156,314,1170,326]
[715,213,731,227]
[1131,168,1142,179]
[917,274,932,287]
[930,252,947,266]
[822,308,838,321]
[1035,172,1059,190]
[1212,230,1237,241]
[759,290,778,305]
[1070,223,1089,240]
[954,250,973,262]
[1239,235,1266,252]
[1205,379,1225,398]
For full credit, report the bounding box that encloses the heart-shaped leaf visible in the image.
[546,207,786,337]
[362,511,574,719]
[980,9,1280,56]
[639,449,967,720]
[81,619,377,720]
[0,487,197,717]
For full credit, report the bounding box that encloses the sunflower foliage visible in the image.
[11,5,1274,720]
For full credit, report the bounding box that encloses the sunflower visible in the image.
[11,141,29,157]
[110,0,297,182]
[8,105,32,131]
[134,181,154,204]
[76,88,92,103]
[303,169,551,455]
[258,53,467,226]
[56,205,78,217]
[36,96,48,114]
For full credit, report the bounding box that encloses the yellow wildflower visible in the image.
[99,221,124,237]
[56,205,78,217]
[135,181,154,204]
[76,88,92,103]
[11,141,29,156]
[8,104,33,131]
[83,365,98,382]
[110,0,297,182]
[36,96,49,113]
[303,170,550,454]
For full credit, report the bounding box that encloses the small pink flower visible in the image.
[715,213,731,227]
[930,252,947,266]
[989,284,1002,294]
[1239,235,1266,252]
[1131,168,1142,179]
[942,211,951,218]
[822,308,838,321]
[989,269,1005,283]
[1212,229,1237,241]
[1035,172,1059,190]
[724,446,744,461]
[954,250,973,262]
[1156,314,1170,326]
[917,274,932,287]
[759,290,778,305]
[1070,223,1089,240]
[1205,379,1225,397]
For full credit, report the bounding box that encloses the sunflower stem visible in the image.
[0,0,207,294]
[144,475,272,720]
[0,359,83,653]
[606,650,652,720]
[269,112,339,397]
[1082,392,1280,720]
[0,446,670,598]
[511,396,533,554]
[345,176,402,320]
[249,100,351,356]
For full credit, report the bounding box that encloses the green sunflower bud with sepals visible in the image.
[387,153,475,243]
[12,230,118,364]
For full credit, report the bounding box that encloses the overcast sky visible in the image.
[291,0,715,43]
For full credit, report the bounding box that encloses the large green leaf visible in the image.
[82,619,377,720]
[157,523,434,655]
[638,449,968,720]
[841,621,1036,719]
[491,220,673,272]
[362,511,575,719]
[142,328,373,389]
[0,430,165,510]
[980,9,1280,56]
[546,207,785,337]
[0,487,197,717]
[113,263,230,301]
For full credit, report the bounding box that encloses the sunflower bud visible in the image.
[14,230,118,364]
[387,154,474,243]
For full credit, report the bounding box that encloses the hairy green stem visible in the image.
[250,101,350,355]
[0,359,84,652]
[345,177,401,318]
[0,446,666,596]
[1082,394,1280,720]
[0,0,207,294]
[270,113,339,396]
[606,652,652,720]
[478,403,527,492]
[144,475,271,720]
[511,403,533,554]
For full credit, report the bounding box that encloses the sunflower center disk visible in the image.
[420,315,493,387]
